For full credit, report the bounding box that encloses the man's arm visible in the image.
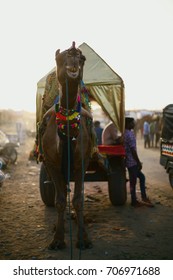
[131,148,142,170]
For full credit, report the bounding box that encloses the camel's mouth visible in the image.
[66,66,80,79]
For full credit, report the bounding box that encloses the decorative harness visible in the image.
[55,95,81,139]
[55,82,92,140]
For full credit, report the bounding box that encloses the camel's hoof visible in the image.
[76,240,93,250]
[48,240,66,250]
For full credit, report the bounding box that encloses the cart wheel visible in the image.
[169,170,173,189]
[39,163,55,207]
[107,157,127,206]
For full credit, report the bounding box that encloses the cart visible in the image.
[39,144,127,207]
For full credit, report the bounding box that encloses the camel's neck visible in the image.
[60,81,80,109]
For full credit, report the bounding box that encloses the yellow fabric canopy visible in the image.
[36,42,125,133]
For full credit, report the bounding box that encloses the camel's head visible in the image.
[55,42,86,86]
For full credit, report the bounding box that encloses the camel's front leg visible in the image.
[72,178,93,249]
[48,189,67,249]
[48,207,66,250]
[46,166,67,250]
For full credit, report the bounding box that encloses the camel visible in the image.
[41,42,93,250]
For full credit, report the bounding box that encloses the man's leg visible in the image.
[128,165,138,204]
[137,170,147,199]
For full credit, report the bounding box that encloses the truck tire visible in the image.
[2,147,17,164]
[169,170,173,189]
[9,148,18,164]
[107,157,127,206]
[39,163,55,207]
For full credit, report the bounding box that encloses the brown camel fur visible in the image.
[42,42,93,250]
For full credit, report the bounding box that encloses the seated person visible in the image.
[94,120,103,145]
[101,121,123,172]
[102,121,122,145]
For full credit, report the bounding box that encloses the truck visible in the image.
[160,104,173,188]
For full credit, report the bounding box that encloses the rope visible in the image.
[78,80,85,260]
[65,78,73,260]
[65,79,86,260]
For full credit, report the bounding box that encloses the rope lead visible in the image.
[78,80,85,260]
[65,79,86,260]
[66,78,73,260]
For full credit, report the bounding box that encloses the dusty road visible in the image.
[0,135,173,260]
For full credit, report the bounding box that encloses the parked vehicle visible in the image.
[0,169,5,189]
[0,130,19,165]
[160,104,173,188]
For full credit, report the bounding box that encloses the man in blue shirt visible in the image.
[124,117,154,207]
[94,121,103,145]
[143,120,150,148]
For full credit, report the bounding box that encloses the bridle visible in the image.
[55,42,85,139]
[56,42,85,84]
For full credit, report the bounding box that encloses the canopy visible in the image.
[36,42,125,133]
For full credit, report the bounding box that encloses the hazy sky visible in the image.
[0,0,172,112]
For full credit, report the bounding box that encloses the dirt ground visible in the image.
[0,132,173,260]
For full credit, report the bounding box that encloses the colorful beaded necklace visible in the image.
[55,95,81,137]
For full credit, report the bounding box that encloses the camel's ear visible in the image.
[81,54,86,62]
[55,49,60,60]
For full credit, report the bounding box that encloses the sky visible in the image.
[0,0,173,112]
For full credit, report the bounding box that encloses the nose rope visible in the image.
[78,80,85,260]
[65,78,85,260]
